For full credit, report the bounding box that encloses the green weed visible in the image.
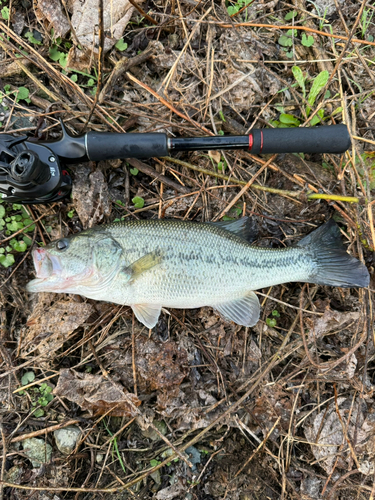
[361,7,374,41]
[1,6,9,20]
[226,0,253,17]
[103,420,127,474]
[115,38,128,51]
[222,203,243,221]
[266,309,280,328]
[18,372,54,418]
[272,67,332,128]
[0,198,35,268]
[132,196,145,209]
[0,85,30,105]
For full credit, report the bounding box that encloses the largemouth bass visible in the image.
[26,218,369,329]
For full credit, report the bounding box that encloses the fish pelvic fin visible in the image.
[123,250,164,282]
[297,220,369,288]
[213,291,260,327]
[131,303,162,329]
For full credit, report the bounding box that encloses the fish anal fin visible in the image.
[131,303,162,329]
[122,251,163,282]
[213,291,260,327]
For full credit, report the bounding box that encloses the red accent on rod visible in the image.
[260,130,264,153]
[249,134,253,151]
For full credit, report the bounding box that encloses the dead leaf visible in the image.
[0,59,31,78]
[252,383,296,435]
[54,369,141,416]
[152,47,196,73]
[155,482,186,500]
[109,337,188,394]
[34,0,71,38]
[66,46,93,72]
[72,165,111,229]
[208,150,221,164]
[306,309,360,342]
[304,398,375,473]
[22,294,94,357]
[71,0,142,53]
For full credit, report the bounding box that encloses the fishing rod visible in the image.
[0,122,350,204]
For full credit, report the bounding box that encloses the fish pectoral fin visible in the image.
[122,251,163,282]
[131,303,162,329]
[213,291,260,327]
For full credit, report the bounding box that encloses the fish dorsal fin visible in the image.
[297,220,345,250]
[131,303,162,329]
[122,251,163,282]
[213,291,260,327]
[209,217,257,243]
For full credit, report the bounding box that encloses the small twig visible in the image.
[127,158,191,194]
[307,193,359,202]
[217,154,277,219]
[131,313,137,397]
[7,419,81,445]
[99,45,157,103]
[325,469,360,499]
[353,134,375,145]
[127,0,158,25]
[333,385,360,469]
[126,72,213,135]
[0,423,6,500]
[217,21,375,47]
[82,0,104,130]
[232,417,281,479]
[162,156,359,203]
[299,285,367,371]
[13,372,59,394]
[147,421,193,469]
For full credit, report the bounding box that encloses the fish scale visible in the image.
[106,221,308,307]
[26,218,370,329]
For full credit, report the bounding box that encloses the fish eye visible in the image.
[56,239,69,251]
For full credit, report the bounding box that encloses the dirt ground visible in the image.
[0,0,375,498]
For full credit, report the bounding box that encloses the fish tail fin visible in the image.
[297,220,369,288]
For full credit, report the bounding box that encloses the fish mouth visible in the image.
[26,248,64,292]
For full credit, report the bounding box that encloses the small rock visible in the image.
[186,446,201,467]
[54,426,81,455]
[150,468,161,485]
[5,465,23,484]
[23,438,52,467]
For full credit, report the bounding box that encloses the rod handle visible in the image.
[249,124,351,154]
[86,132,169,160]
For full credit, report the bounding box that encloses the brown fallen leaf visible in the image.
[252,382,296,436]
[305,309,360,342]
[304,397,375,473]
[109,337,188,394]
[54,369,141,416]
[34,0,71,38]
[22,294,94,357]
[136,339,189,392]
[72,165,112,229]
[71,0,142,53]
